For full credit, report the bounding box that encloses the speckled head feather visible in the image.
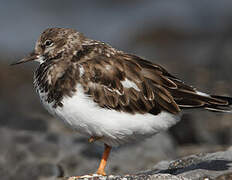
[34,28,85,63]
[15,27,232,114]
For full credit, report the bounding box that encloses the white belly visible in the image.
[38,84,181,146]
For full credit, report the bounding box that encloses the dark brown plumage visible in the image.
[29,28,232,115]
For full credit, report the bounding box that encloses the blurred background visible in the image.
[1,0,232,179]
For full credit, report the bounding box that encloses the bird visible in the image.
[11,27,232,176]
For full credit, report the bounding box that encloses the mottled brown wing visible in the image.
[77,52,180,115]
[130,54,231,112]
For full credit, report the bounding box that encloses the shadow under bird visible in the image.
[11,27,232,177]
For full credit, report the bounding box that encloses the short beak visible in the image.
[11,51,39,66]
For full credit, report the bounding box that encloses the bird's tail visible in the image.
[166,76,232,113]
[173,91,232,113]
[203,95,232,113]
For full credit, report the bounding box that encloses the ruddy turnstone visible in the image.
[11,28,232,176]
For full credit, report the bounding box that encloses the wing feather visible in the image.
[76,45,231,115]
[78,51,180,115]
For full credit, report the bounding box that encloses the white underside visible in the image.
[37,84,181,146]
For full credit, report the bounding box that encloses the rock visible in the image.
[2,124,232,180]
[58,174,188,180]
[216,172,232,180]
[57,148,232,180]
[151,148,232,180]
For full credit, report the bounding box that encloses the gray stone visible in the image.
[57,148,232,180]
[151,148,232,180]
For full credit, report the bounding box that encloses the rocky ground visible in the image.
[60,148,232,180]
[1,124,232,180]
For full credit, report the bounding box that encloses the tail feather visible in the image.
[210,95,232,105]
[174,92,232,113]
[167,76,232,113]
[204,95,232,113]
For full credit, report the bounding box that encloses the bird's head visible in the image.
[11,28,85,65]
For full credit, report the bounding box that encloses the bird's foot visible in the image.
[88,136,101,143]
[96,169,107,176]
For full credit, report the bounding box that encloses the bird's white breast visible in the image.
[37,84,181,146]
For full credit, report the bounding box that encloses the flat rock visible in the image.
[58,148,232,180]
[150,147,232,180]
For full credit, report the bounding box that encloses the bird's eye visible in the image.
[44,39,53,47]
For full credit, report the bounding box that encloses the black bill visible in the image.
[11,51,39,66]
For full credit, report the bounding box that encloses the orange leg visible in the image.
[96,144,112,176]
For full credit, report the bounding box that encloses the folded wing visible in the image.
[76,47,232,115]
